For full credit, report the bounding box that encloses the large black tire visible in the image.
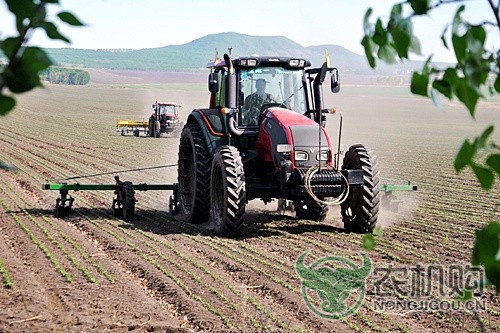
[148,118,160,137]
[121,182,136,222]
[210,146,246,237]
[340,144,380,233]
[293,198,328,221]
[177,122,211,223]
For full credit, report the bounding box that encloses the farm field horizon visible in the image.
[0,71,499,333]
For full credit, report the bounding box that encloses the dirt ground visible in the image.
[0,70,499,333]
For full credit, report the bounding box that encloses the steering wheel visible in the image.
[260,102,287,113]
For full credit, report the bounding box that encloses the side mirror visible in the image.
[331,68,340,93]
[208,73,219,93]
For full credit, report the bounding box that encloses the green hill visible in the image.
[44,32,423,74]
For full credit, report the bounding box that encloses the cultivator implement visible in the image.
[43,176,179,221]
[379,179,418,211]
[43,174,416,222]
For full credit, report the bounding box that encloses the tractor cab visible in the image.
[208,56,339,134]
[153,101,181,125]
[150,101,183,137]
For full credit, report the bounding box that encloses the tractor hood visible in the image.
[257,107,333,168]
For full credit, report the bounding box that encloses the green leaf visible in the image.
[455,79,479,116]
[0,94,16,115]
[410,72,429,96]
[468,26,486,50]
[361,36,376,68]
[373,19,388,46]
[472,222,500,292]
[430,88,442,108]
[3,47,53,93]
[363,8,373,35]
[470,163,494,190]
[454,139,475,171]
[432,79,452,99]
[377,45,397,64]
[452,33,467,65]
[0,37,23,58]
[494,75,500,93]
[392,20,412,58]
[463,57,484,87]
[486,154,500,176]
[390,4,403,20]
[452,5,466,35]
[443,68,459,87]
[409,35,421,55]
[5,0,37,19]
[475,125,494,150]
[362,233,376,251]
[441,25,449,49]
[39,21,70,43]
[410,0,429,15]
[57,12,84,26]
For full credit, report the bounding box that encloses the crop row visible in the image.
[0,259,13,289]
[0,175,115,285]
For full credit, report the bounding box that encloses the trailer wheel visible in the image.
[121,182,136,222]
[133,129,140,137]
[177,122,211,223]
[211,146,246,237]
[293,199,328,221]
[341,144,380,233]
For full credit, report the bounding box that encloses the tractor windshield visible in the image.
[239,67,306,126]
[159,105,177,116]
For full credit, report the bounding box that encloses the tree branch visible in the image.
[487,0,500,32]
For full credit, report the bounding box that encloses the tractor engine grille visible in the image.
[288,167,343,197]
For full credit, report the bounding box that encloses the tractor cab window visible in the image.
[158,105,177,123]
[159,105,176,116]
[238,67,307,126]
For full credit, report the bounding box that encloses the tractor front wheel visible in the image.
[293,199,328,221]
[177,123,211,223]
[340,144,380,233]
[210,146,246,237]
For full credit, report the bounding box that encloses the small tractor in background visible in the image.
[148,101,183,138]
[115,101,183,137]
[175,53,382,237]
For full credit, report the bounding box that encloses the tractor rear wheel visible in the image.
[177,122,211,223]
[210,146,246,237]
[293,199,328,221]
[340,144,380,233]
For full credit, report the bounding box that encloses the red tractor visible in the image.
[148,101,183,138]
[175,54,380,237]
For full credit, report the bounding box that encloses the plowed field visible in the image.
[1,75,499,333]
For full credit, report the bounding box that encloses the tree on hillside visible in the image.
[0,0,83,169]
[361,0,499,292]
[40,67,90,85]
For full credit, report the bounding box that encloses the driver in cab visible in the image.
[243,78,275,125]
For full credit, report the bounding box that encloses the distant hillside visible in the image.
[44,32,425,75]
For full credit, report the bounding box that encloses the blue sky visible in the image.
[0,0,497,62]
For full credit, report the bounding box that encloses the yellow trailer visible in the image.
[116,120,149,137]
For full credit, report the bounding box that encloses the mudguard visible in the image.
[186,109,228,154]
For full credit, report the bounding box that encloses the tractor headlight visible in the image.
[289,59,306,67]
[294,151,309,161]
[239,59,258,67]
[316,150,329,161]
